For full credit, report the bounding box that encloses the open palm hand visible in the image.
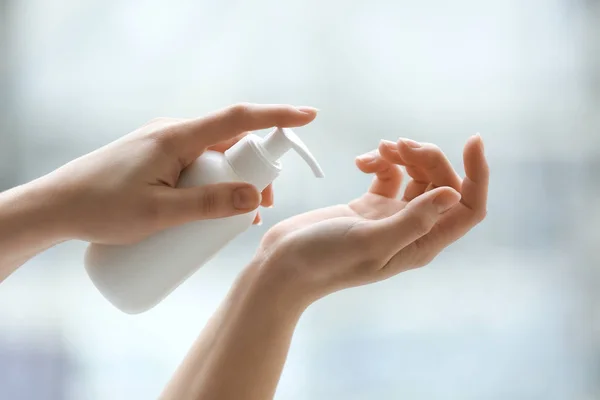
[257,135,489,302]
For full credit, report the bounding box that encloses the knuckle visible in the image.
[145,131,177,159]
[406,240,435,269]
[142,117,178,132]
[145,125,186,158]
[261,224,285,247]
[405,213,434,236]
[475,208,488,223]
[147,117,169,125]
[423,144,443,169]
[467,206,488,224]
[226,103,251,123]
[199,189,219,216]
[261,230,277,246]
[414,253,435,269]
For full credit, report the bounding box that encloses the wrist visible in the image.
[244,251,320,314]
[0,177,74,243]
[0,178,74,280]
[242,254,314,317]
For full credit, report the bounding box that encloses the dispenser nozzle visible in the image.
[262,128,324,178]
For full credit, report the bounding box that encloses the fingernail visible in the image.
[379,139,397,149]
[380,139,401,154]
[233,187,259,210]
[296,106,319,113]
[399,138,421,149]
[433,190,461,213]
[256,220,263,226]
[356,151,378,163]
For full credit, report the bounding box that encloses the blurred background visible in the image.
[1,0,599,399]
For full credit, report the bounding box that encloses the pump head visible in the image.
[224,127,324,190]
[261,128,324,177]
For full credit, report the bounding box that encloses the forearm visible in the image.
[160,258,308,400]
[0,177,70,281]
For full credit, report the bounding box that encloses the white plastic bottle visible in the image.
[84,127,324,314]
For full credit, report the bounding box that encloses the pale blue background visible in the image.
[1,0,599,399]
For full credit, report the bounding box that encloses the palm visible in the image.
[260,193,402,250]
[259,192,409,294]
[260,141,415,252]
[349,192,406,220]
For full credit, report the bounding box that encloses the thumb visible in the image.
[367,187,461,256]
[157,183,261,226]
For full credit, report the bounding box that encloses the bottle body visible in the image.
[84,151,257,314]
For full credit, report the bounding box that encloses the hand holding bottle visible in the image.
[41,104,318,245]
[0,103,317,282]
[254,135,489,305]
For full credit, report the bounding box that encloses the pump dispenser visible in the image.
[84,127,323,314]
[225,127,324,190]
[262,128,323,173]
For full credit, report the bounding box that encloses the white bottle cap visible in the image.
[224,127,324,190]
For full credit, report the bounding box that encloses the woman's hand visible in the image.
[256,135,489,305]
[162,134,488,400]
[0,103,318,281]
[38,104,318,244]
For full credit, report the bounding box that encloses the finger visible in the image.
[260,184,274,207]
[402,134,489,259]
[174,104,318,160]
[378,140,406,164]
[355,150,403,198]
[377,139,430,201]
[358,186,461,259]
[154,183,261,227]
[379,140,424,200]
[397,139,462,192]
[460,134,489,211]
[379,140,429,187]
[207,132,247,153]
[401,165,430,201]
[253,212,262,225]
[403,179,429,201]
[404,165,429,183]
